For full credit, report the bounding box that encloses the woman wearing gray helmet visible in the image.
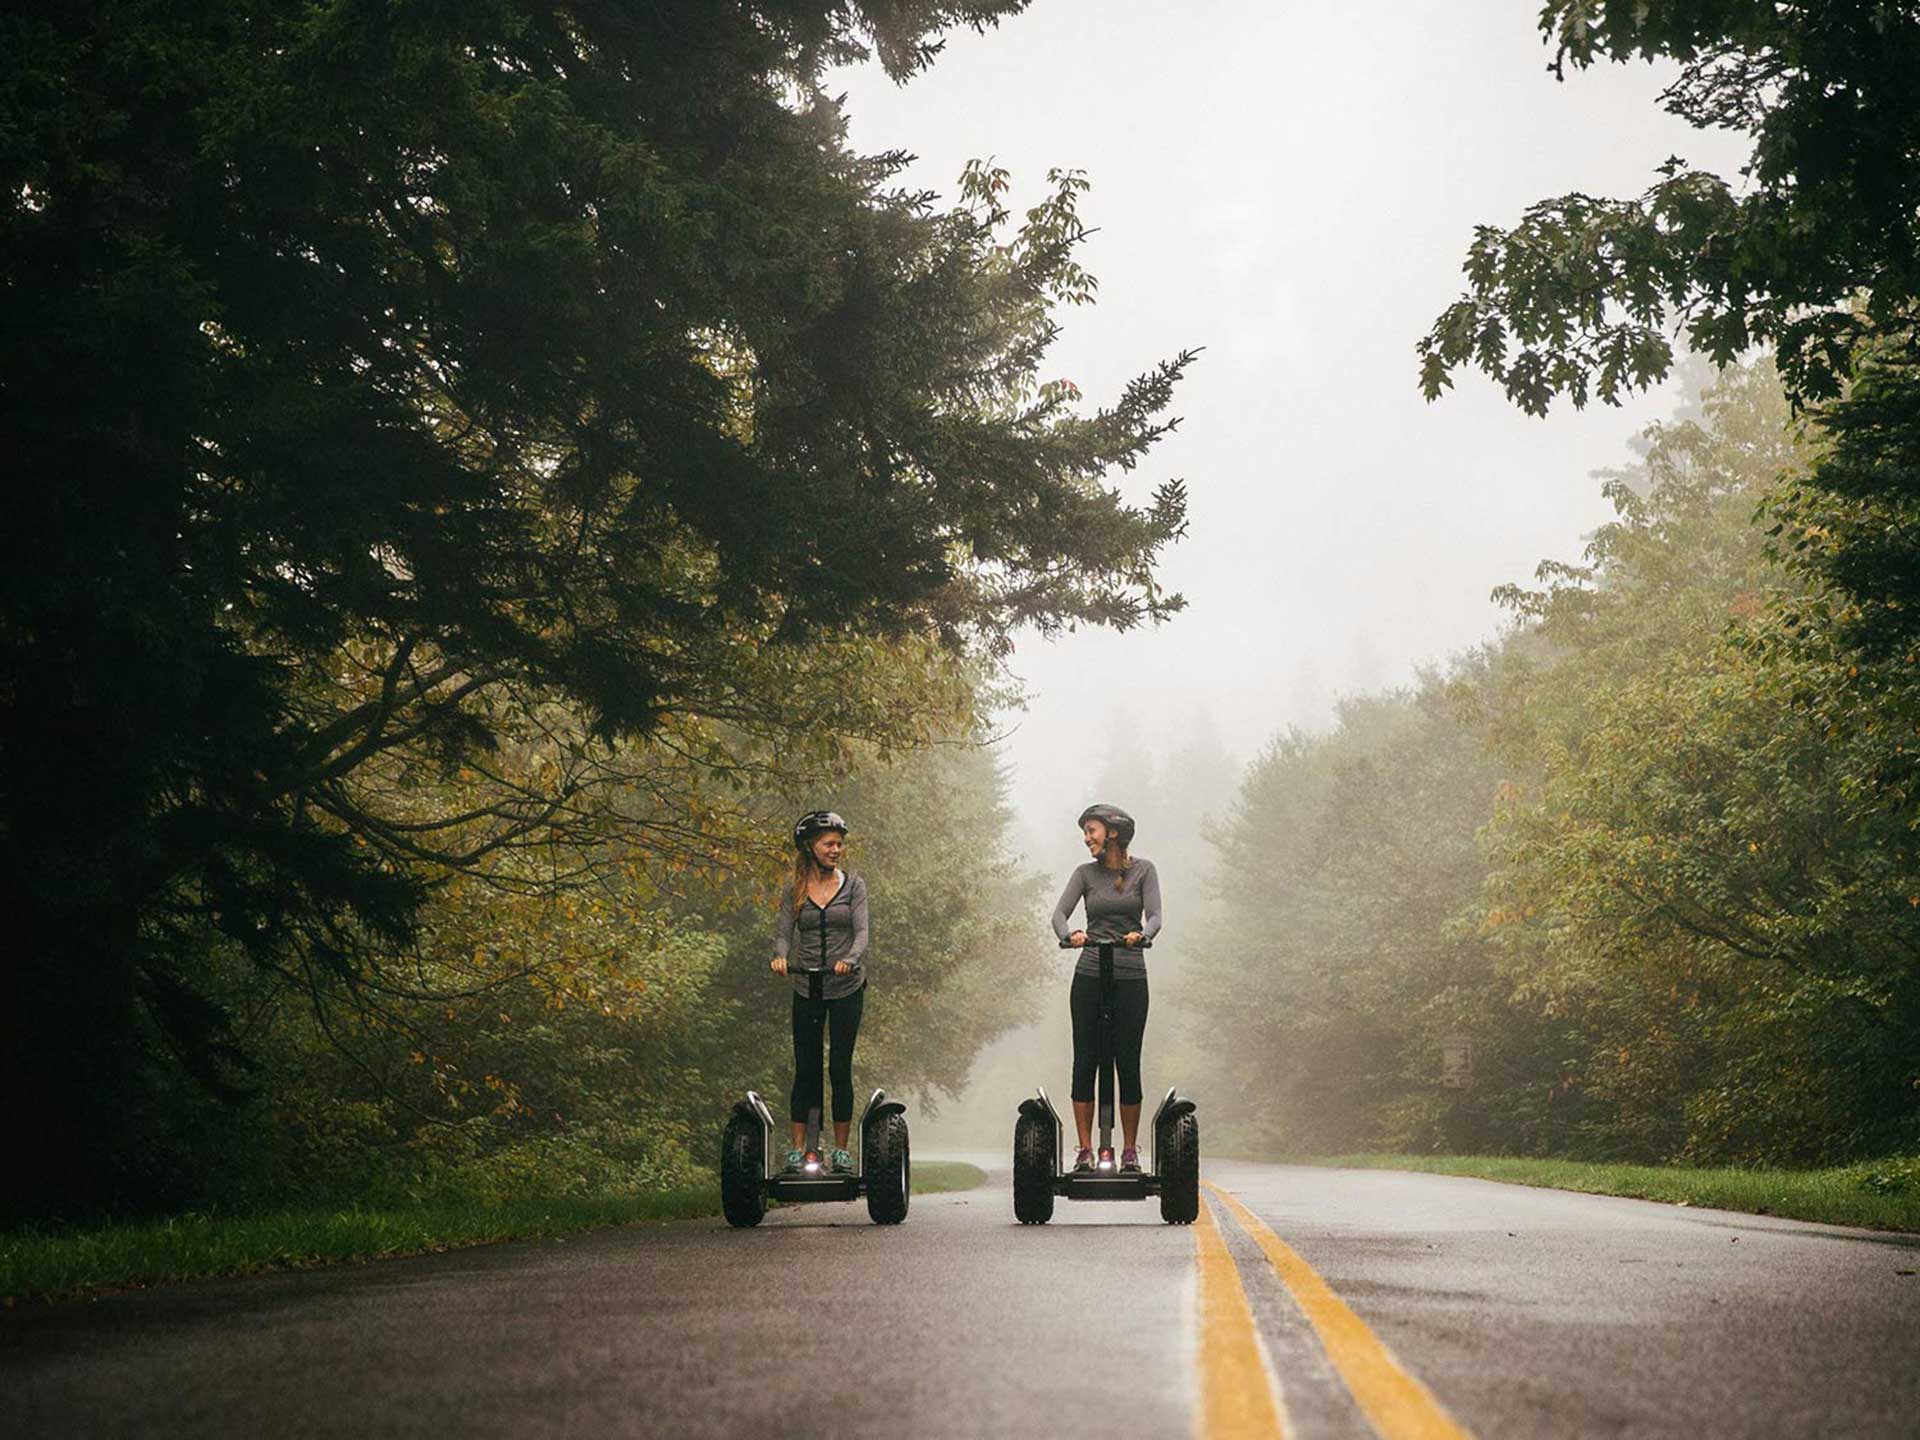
[1051,803,1162,1173]
[771,810,869,1173]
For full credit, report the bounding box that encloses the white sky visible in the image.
[834,1,1752,868]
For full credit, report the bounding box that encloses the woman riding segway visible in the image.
[770,810,869,1174]
[1051,803,1161,1174]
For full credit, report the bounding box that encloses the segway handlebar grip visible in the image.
[1058,937,1152,949]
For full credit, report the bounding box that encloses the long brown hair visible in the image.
[791,842,837,912]
[1098,834,1131,891]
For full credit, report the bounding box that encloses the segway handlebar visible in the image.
[1059,936,1152,949]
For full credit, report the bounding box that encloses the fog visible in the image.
[829,3,1753,1146]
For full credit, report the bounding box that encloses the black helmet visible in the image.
[1076,803,1135,848]
[792,810,849,851]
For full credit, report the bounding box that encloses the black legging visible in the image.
[790,983,865,1125]
[1070,973,1148,1106]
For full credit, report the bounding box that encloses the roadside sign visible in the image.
[1441,1035,1475,1089]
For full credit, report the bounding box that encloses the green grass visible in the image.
[1288,1153,1920,1233]
[912,1159,987,1195]
[0,1185,721,1305]
[2,1158,987,1305]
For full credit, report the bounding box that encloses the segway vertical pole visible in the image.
[805,964,825,1165]
[1097,941,1117,1168]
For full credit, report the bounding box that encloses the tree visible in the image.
[230,722,1042,1212]
[1757,335,1920,822]
[1187,682,1508,1154]
[1190,361,1920,1163]
[1480,361,1920,1161]
[1418,2,1920,414]
[1414,0,1920,898]
[0,1,1195,1215]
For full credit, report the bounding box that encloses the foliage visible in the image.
[205,718,1043,1216]
[1417,4,1920,862]
[1,1,1190,1217]
[1757,335,1920,824]
[1400,3,1920,1166]
[1419,2,1920,413]
[1187,680,1510,1155]
[1190,361,1920,1165]
[1478,361,1920,1163]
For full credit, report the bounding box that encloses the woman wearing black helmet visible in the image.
[1051,803,1162,1173]
[770,810,869,1173]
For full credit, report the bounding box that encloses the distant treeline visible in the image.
[1187,361,1920,1166]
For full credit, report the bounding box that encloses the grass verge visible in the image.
[1,1185,721,1305]
[1290,1153,1920,1233]
[2,1159,988,1305]
[912,1159,988,1195]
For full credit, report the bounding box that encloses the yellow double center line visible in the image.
[1195,1181,1476,1440]
[1194,1191,1290,1437]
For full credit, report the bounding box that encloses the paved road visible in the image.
[5,1159,1917,1438]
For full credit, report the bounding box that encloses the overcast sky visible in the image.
[834,2,1752,868]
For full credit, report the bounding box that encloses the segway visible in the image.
[720,962,910,1227]
[1012,938,1198,1224]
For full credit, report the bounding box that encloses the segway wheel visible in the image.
[721,1111,767,1228]
[1159,1111,1199,1225]
[1012,1111,1055,1225]
[865,1112,910,1225]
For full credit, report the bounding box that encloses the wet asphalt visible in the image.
[4,1158,1917,1438]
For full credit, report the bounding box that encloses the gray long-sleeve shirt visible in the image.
[1051,857,1162,979]
[773,870,869,999]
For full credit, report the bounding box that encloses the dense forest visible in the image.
[1188,359,1920,1166]
[0,1,1190,1222]
[1189,0,1920,1166]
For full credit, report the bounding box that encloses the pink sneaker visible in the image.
[1120,1146,1141,1172]
[1072,1147,1095,1172]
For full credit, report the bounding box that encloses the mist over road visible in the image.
[6,1160,1916,1439]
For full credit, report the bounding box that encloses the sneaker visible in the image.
[830,1147,854,1174]
[1072,1147,1095,1173]
[1120,1147,1141,1173]
[783,1148,806,1172]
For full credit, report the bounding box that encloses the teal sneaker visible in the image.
[830,1147,854,1174]
[783,1148,806,1172]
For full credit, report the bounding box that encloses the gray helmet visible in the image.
[792,810,849,851]
[1076,803,1135,848]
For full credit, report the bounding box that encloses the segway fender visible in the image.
[860,1088,906,1126]
[857,1089,907,1182]
[864,1090,906,1175]
[1154,1095,1197,1127]
[1020,1088,1064,1173]
[1021,1087,1063,1125]
[739,1092,775,1178]
[1151,1089,1196,1177]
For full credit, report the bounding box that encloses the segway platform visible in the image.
[720,1087,911,1227]
[1015,1086,1198,1212]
